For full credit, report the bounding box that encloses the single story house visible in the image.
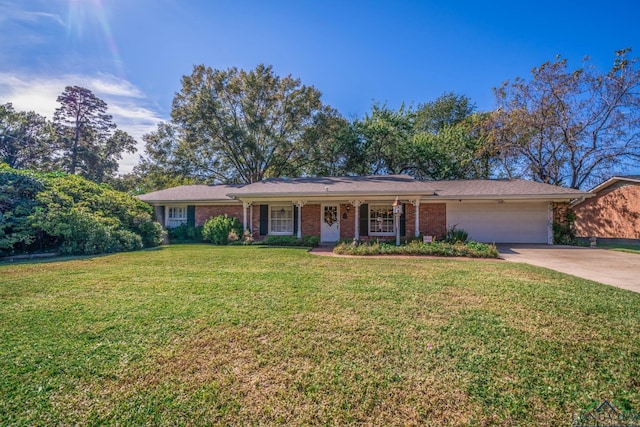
[573,176,640,240]
[138,175,591,244]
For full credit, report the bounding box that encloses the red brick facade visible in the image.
[195,205,243,227]
[181,201,449,241]
[573,182,640,239]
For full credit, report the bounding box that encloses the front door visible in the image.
[321,204,340,243]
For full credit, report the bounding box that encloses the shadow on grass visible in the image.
[0,246,166,266]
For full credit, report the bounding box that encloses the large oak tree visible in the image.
[170,64,331,184]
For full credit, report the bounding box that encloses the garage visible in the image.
[446,201,551,244]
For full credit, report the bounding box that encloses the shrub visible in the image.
[553,209,577,245]
[167,224,203,243]
[333,240,499,258]
[444,225,469,244]
[260,235,320,247]
[1,166,161,256]
[202,215,243,245]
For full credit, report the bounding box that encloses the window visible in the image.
[369,204,395,235]
[167,206,187,228]
[270,204,294,235]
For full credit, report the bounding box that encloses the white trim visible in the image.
[269,204,294,235]
[368,204,395,236]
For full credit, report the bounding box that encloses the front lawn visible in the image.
[1,245,639,425]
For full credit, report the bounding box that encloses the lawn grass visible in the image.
[597,243,640,255]
[1,245,639,426]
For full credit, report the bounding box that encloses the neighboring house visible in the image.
[573,176,640,240]
[138,175,590,244]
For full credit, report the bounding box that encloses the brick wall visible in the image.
[422,203,447,238]
[195,205,243,227]
[340,203,354,240]
[301,204,321,237]
[573,184,640,238]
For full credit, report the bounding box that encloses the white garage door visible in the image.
[446,202,550,244]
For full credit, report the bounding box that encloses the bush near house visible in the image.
[202,214,243,245]
[334,239,499,258]
[0,165,163,256]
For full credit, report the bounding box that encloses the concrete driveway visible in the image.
[498,245,640,293]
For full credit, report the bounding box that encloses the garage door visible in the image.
[446,202,550,244]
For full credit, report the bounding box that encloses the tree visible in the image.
[0,103,55,171]
[490,49,640,189]
[355,102,414,175]
[53,86,136,183]
[170,64,328,183]
[414,92,476,133]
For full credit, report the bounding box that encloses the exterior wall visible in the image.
[302,204,321,237]
[195,205,243,227]
[574,183,640,239]
[339,203,355,240]
[421,203,447,238]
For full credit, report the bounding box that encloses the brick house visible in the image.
[573,176,640,240]
[139,175,590,244]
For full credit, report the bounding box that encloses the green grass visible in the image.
[597,243,640,255]
[1,245,639,426]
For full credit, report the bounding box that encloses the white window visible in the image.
[270,204,294,235]
[369,204,395,236]
[167,206,187,228]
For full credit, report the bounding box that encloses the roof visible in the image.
[138,175,591,204]
[587,176,640,194]
[428,179,587,198]
[137,184,243,203]
[226,175,436,198]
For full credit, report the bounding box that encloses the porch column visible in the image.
[294,201,307,239]
[242,201,252,232]
[547,202,554,245]
[411,198,421,237]
[249,204,253,234]
[163,205,168,228]
[350,200,364,240]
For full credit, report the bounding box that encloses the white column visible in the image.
[548,202,554,245]
[294,201,307,239]
[350,200,363,240]
[242,201,252,232]
[249,204,253,234]
[411,198,421,237]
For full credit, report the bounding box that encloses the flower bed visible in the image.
[333,240,499,258]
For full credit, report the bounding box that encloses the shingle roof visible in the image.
[226,175,435,197]
[138,184,243,203]
[138,175,591,203]
[427,179,586,197]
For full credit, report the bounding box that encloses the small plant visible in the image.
[553,209,577,245]
[444,225,469,244]
[202,215,243,245]
[261,235,320,247]
[242,229,255,244]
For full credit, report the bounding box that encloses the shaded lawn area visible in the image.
[598,243,640,255]
[1,245,639,426]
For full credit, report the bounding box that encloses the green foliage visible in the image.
[167,224,203,243]
[0,167,45,255]
[0,166,162,256]
[444,225,469,244]
[553,209,577,245]
[334,239,498,258]
[0,103,55,171]
[261,235,320,247]
[202,215,243,245]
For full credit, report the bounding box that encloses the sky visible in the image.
[1,0,639,174]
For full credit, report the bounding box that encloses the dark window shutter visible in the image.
[260,205,269,235]
[293,205,299,235]
[400,203,406,236]
[187,205,195,227]
[359,204,368,236]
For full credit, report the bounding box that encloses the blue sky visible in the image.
[1,0,639,173]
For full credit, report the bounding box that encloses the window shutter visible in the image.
[400,203,406,236]
[187,205,195,227]
[260,205,269,235]
[293,205,299,235]
[359,204,368,236]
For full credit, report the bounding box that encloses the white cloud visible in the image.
[0,72,166,174]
